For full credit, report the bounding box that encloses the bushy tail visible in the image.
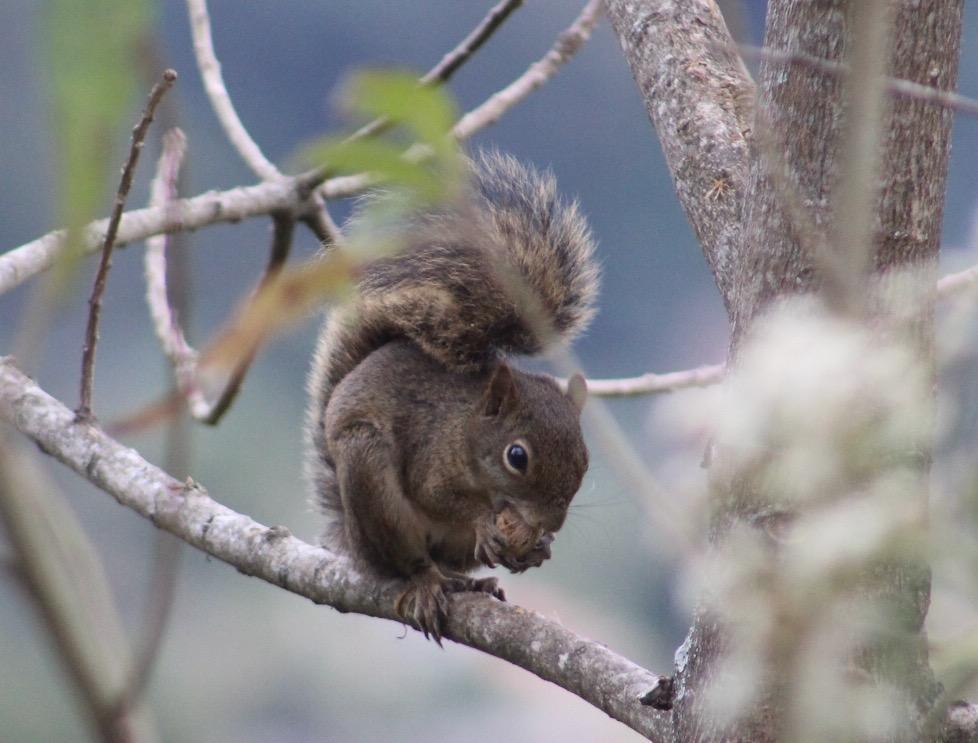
[305,152,598,519]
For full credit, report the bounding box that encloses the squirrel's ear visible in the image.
[482,363,519,417]
[566,374,587,415]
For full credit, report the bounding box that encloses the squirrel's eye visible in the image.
[504,442,529,475]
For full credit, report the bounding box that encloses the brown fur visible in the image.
[303,153,598,641]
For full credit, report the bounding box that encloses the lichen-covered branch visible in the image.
[604,0,754,313]
[0,358,672,742]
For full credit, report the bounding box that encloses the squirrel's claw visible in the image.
[395,570,450,646]
[467,575,506,602]
[474,521,510,569]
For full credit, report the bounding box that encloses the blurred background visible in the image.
[0,1,976,741]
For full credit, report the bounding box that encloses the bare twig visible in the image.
[349,0,524,142]
[738,44,978,119]
[301,0,599,201]
[77,69,177,422]
[0,439,154,742]
[828,0,893,313]
[186,0,342,243]
[0,357,673,743]
[299,206,342,247]
[452,0,602,140]
[938,263,978,298]
[144,128,208,416]
[199,211,295,425]
[145,137,296,424]
[568,363,725,396]
[186,0,279,181]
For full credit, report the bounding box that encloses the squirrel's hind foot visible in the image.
[395,567,507,644]
[395,567,450,645]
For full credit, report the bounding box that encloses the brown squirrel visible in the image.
[305,152,598,642]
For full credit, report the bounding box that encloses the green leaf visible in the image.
[297,137,446,201]
[343,69,457,146]
[40,0,154,271]
[292,69,463,209]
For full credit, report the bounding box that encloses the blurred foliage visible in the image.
[207,69,463,372]
[41,0,153,265]
[293,70,463,205]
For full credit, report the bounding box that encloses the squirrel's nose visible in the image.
[534,532,554,560]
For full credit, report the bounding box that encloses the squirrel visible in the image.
[304,152,598,643]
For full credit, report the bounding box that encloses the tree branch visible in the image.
[0,357,672,742]
[603,0,754,314]
[737,44,978,119]
[561,364,724,396]
[186,0,280,182]
[77,69,178,422]
[452,0,602,140]
[350,0,524,142]
[0,179,295,295]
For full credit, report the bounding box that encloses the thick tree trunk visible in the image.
[609,0,963,740]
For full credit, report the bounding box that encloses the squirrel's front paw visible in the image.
[478,506,553,573]
[474,519,510,569]
[394,568,450,645]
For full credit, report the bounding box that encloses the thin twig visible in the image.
[186,0,341,244]
[300,200,342,246]
[452,0,602,140]
[186,0,279,181]
[565,363,726,396]
[828,0,893,314]
[77,69,177,422]
[144,128,209,417]
[300,0,600,202]
[200,211,295,425]
[145,137,295,423]
[938,263,978,298]
[738,44,978,119]
[349,0,524,142]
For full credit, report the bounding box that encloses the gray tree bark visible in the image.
[607,0,964,740]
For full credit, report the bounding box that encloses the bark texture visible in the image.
[609,0,964,740]
[732,0,963,336]
[604,0,754,314]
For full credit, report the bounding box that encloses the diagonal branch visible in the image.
[737,44,978,119]
[350,0,524,142]
[77,69,178,422]
[452,0,602,140]
[574,363,725,396]
[145,135,296,424]
[0,357,672,742]
[186,0,280,182]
